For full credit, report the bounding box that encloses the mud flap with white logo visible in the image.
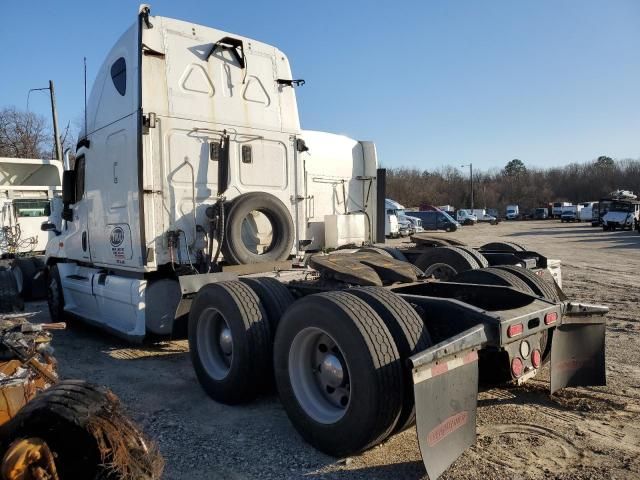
[412,349,479,480]
[550,302,608,394]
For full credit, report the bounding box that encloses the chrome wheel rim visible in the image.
[288,327,351,424]
[196,307,233,380]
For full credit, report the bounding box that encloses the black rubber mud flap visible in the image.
[412,349,479,480]
[550,302,608,394]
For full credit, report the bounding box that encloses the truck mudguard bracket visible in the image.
[550,302,608,393]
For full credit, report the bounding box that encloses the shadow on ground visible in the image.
[307,461,425,480]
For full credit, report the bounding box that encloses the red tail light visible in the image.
[531,349,541,368]
[511,357,524,377]
[544,312,558,325]
[507,323,523,337]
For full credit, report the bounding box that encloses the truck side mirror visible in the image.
[41,222,61,235]
[62,171,77,205]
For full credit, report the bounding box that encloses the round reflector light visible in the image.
[531,349,541,368]
[511,357,524,378]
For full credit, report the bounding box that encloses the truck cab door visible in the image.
[63,155,91,262]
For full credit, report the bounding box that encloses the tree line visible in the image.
[386,156,640,214]
[2,105,638,214]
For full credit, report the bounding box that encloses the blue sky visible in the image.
[1,1,638,170]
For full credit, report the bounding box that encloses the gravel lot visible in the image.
[25,220,640,479]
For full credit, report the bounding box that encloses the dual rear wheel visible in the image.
[188,280,431,457]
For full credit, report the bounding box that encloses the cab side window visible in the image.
[110,57,126,96]
[75,155,86,201]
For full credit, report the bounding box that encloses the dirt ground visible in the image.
[25,220,640,480]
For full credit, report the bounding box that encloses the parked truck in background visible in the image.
[386,198,423,235]
[534,207,548,220]
[597,190,637,229]
[38,6,609,479]
[471,209,498,224]
[578,202,597,222]
[0,158,63,256]
[455,209,477,225]
[552,202,571,218]
[505,204,519,220]
[0,158,63,300]
[602,199,640,231]
[560,205,581,222]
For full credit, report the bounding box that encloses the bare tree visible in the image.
[0,107,50,158]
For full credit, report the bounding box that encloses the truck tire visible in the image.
[274,292,403,457]
[11,257,37,298]
[452,267,534,294]
[455,246,489,268]
[358,246,408,263]
[29,256,47,299]
[356,247,393,258]
[0,269,21,313]
[189,281,271,404]
[492,265,560,302]
[480,241,527,252]
[222,192,294,265]
[239,277,295,334]
[413,246,479,280]
[347,287,431,433]
[0,380,163,480]
[47,264,66,323]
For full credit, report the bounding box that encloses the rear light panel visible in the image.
[544,312,558,325]
[507,323,524,337]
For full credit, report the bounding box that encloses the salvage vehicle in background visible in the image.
[39,6,609,479]
[0,158,63,301]
[602,199,640,231]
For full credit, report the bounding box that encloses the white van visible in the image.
[456,209,477,225]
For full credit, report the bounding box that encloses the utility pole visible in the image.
[461,163,474,210]
[49,80,63,162]
[27,81,63,161]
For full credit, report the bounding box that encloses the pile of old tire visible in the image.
[0,380,164,479]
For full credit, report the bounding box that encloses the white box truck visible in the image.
[505,205,519,220]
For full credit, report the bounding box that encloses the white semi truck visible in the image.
[41,6,608,478]
[0,158,63,256]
